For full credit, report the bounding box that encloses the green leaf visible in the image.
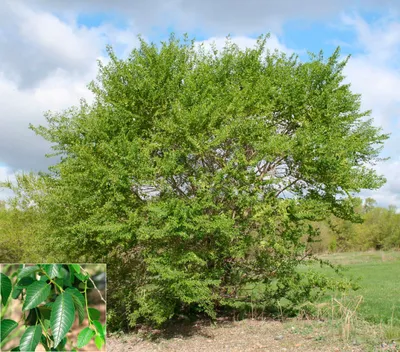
[58,336,67,350]
[92,320,105,340]
[22,281,51,311]
[74,272,88,281]
[50,292,75,348]
[1,273,12,306]
[94,335,104,350]
[38,306,52,320]
[76,327,95,348]
[43,319,51,330]
[43,265,63,279]
[18,265,40,280]
[19,325,42,352]
[0,319,18,343]
[25,309,38,326]
[10,346,20,351]
[62,267,72,287]
[12,287,22,299]
[70,264,81,274]
[65,287,85,324]
[88,307,101,321]
[17,277,35,287]
[41,334,50,351]
[54,278,64,288]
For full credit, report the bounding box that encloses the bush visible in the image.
[2,34,387,329]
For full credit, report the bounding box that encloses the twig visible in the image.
[81,267,107,305]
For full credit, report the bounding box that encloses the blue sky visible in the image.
[0,0,399,208]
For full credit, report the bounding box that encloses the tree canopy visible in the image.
[3,34,388,328]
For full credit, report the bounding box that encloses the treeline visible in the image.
[312,198,400,253]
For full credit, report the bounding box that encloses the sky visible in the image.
[0,0,399,207]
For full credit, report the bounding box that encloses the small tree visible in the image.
[4,34,388,328]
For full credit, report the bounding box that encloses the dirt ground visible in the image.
[106,318,392,352]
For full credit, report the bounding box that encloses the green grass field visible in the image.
[317,251,400,326]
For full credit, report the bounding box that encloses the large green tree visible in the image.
[4,34,388,328]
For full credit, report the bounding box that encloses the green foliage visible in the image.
[0,265,105,351]
[312,198,400,252]
[2,34,388,328]
[0,319,18,343]
[0,203,51,263]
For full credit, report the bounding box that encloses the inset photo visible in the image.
[0,263,106,351]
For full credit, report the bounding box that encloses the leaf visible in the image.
[38,306,52,320]
[1,273,12,306]
[22,281,51,311]
[12,287,22,299]
[76,327,95,348]
[58,336,67,350]
[54,278,64,288]
[17,277,35,287]
[12,277,35,301]
[43,265,63,279]
[88,307,101,321]
[74,272,88,281]
[94,335,104,350]
[42,319,51,331]
[25,309,38,326]
[19,325,42,352]
[41,334,50,351]
[0,319,18,343]
[92,320,105,340]
[50,292,75,348]
[11,347,20,351]
[65,287,85,324]
[70,264,81,274]
[18,265,40,280]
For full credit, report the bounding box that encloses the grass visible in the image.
[317,251,400,326]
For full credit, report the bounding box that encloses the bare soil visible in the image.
[106,318,392,352]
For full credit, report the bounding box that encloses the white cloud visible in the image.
[0,1,142,174]
[196,34,293,55]
[360,158,400,209]
[0,165,17,201]
[24,0,400,36]
[341,15,400,207]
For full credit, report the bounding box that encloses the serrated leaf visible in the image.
[92,320,105,340]
[76,327,95,348]
[70,264,81,274]
[50,292,75,348]
[11,346,20,351]
[88,307,101,321]
[19,325,42,352]
[94,335,104,350]
[65,287,85,324]
[1,273,12,306]
[22,281,51,311]
[18,265,40,280]
[1,319,18,343]
[43,265,63,279]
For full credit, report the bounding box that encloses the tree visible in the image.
[3,34,388,328]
